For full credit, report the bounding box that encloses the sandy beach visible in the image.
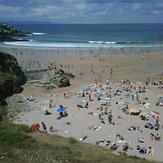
[1,45,163,162]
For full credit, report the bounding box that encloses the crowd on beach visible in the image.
[4,45,162,161]
[26,76,163,160]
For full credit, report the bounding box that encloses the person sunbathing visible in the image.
[138,137,145,143]
[122,144,129,151]
[104,141,111,149]
[155,134,161,141]
[50,126,56,132]
[95,140,105,146]
[149,133,155,140]
[147,147,154,155]
[44,110,52,115]
[110,143,118,150]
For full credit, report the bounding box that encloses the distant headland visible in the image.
[0,24,31,41]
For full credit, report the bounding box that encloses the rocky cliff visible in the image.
[0,24,30,41]
[0,51,27,104]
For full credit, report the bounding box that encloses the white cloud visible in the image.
[0,5,21,13]
[30,6,62,16]
[62,0,82,2]
[152,10,162,14]
[73,3,88,10]
[132,3,142,10]
[93,9,109,15]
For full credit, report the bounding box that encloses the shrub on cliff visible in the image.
[0,51,27,103]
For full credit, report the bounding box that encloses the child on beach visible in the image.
[41,122,47,132]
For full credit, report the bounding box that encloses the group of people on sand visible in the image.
[32,76,163,160]
[95,140,119,150]
[149,133,161,141]
[127,126,143,132]
[144,116,161,131]
[137,146,154,155]
[146,77,162,86]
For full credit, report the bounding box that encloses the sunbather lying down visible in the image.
[79,135,88,141]
[87,125,101,130]
[110,143,119,150]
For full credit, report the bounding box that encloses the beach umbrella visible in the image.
[83,86,89,91]
[30,123,40,132]
[129,108,140,113]
[140,112,148,116]
[57,108,65,112]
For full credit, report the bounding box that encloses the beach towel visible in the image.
[79,136,88,141]
[43,100,48,103]
[50,129,68,134]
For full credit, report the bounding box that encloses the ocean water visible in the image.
[3,23,163,53]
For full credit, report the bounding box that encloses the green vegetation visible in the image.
[0,24,11,30]
[0,71,13,85]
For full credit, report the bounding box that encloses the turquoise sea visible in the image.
[3,23,163,53]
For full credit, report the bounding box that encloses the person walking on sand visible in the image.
[41,122,47,132]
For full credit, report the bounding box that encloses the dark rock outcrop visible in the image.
[0,51,27,104]
[0,24,30,41]
[39,69,74,89]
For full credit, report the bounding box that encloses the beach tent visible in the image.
[140,112,148,116]
[129,108,140,114]
[30,123,40,132]
[57,108,65,112]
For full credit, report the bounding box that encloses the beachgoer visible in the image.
[41,122,47,132]
[85,101,89,108]
[122,144,129,151]
[147,147,154,155]
[100,118,105,124]
[44,110,52,115]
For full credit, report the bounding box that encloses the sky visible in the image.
[0,0,163,24]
